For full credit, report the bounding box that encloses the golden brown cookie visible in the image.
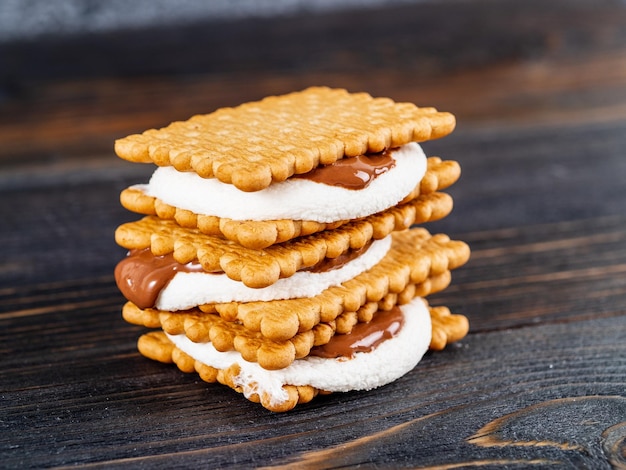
[115,87,456,192]
[429,305,470,350]
[120,157,460,249]
[137,331,318,412]
[127,301,315,370]
[115,191,455,288]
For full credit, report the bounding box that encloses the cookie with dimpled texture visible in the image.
[114,191,455,289]
[115,87,456,192]
[201,228,469,342]
[120,157,460,249]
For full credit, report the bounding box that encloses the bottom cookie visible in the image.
[137,297,464,412]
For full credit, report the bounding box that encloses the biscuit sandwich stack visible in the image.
[114,87,470,412]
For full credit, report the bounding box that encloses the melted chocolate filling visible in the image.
[115,242,373,309]
[295,150,396,190]
[114,249,205,309]
[309,306,405,359]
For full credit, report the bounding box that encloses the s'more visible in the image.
[114,87,470,412]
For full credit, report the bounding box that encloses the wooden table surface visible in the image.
[2,0,626,468]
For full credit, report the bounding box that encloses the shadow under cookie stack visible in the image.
[114,87,470,412]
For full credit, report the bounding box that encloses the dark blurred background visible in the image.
[2,0,625,163]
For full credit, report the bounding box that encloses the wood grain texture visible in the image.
[1,0,626,467]
[2,295,624,468]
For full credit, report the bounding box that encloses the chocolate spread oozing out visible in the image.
[309,306,405,359]
[294,150,396,189]
[114,249,205,309]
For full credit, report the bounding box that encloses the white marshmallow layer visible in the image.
[137,142,427,223]
[167,296,431,407]
[156,235,392,311]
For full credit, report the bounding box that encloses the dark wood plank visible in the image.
[2,292,624,468]
[3,0,626,82]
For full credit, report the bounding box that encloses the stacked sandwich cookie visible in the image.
[114,87,470,412]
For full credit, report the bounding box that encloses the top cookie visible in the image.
[114,87,456,192]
